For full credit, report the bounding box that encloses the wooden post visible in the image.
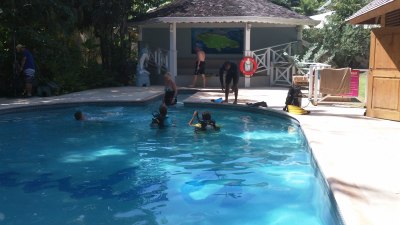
[380,14,386,27]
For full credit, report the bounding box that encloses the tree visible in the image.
[271,0,300,9]
[303,0,371,68]
[74,0,168,83]
[293,0,325,16]
[0,0,169,96]
[0,0,84,94]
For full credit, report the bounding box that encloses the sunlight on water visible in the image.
[62,147,127,163]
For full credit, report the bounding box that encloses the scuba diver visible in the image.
[188,110,220,131]
[151,104,172,128]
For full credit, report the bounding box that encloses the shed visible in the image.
[130,0,318,87]
[348,0,400,121]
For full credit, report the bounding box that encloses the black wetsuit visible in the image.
[197,119,217,131]
[219,62,239,87]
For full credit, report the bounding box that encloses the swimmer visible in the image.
[151,104,172,128]
[188,110,219,131]
[74,111,85,121]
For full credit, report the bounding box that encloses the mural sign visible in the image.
[191,28,244,54]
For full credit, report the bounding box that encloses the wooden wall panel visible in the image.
[367,27,400,121]
[374,34,400,70]
[372,77,399,110]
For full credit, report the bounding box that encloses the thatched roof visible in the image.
[348,0,400,24]
[132,0,318,26]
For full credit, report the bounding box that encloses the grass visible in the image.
[358,72,367,104]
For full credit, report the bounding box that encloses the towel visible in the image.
[319,68,351,95]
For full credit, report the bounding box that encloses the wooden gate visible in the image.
[367,27,400,121]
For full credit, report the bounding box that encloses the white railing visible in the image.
[251,41,299,86]
[270,62,296,86]
[251,42,334,88]
[147,48,169,75]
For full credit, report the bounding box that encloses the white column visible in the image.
[296,25,303,41]
[169,23,177,80]
[244,23,252,88]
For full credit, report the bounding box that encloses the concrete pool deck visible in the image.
[1,86,399,225]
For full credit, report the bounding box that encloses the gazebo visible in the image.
[130,0,318,87]
[348,0,400,121]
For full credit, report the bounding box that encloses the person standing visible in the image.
[163,72,178,106]
[190,46,206,88]
[219,61,239,104]
[16,44,35,97]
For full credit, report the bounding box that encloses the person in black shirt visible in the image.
[219,61,239,104]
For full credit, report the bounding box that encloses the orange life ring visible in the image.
[239,56,258,77]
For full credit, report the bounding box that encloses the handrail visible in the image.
[252,41,299,53]
[250,41,331,87]
[147,48,169,74]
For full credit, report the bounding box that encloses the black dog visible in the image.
[283,86,302,111]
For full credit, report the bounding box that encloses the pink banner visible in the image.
[343,70,360,97]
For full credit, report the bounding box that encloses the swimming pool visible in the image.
[0,104,343,225]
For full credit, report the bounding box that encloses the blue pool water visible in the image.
[0,104,342,225]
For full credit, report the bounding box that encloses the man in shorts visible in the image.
[190,47,206,88]
[16,44,35,97]
[219,61,239,104]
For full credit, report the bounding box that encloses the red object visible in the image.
[343,69,360,97]
[239,56,258,77]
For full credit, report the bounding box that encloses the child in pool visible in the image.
[74,111,86,121]
[188,110,219,131]
[151,104,172,128]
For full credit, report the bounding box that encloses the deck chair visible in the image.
[319,68,351,95]
[309,67,352,105]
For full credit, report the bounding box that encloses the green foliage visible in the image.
[358,72,367,103]
[329,0,368,21]
[0,0,168,96]
[293,0,325,16]
[303,0,371,68]
[74,0,168,82]
[0,0,83,95]
[271,0,325,15]
[302,45,318,62]
[271,0,299,9]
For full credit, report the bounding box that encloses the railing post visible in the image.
[267,48,271,75]
[308,65,314,104]
[164,50,169,71]
[244,23,252,88]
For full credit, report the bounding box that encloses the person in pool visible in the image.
[151,104,172,128]
[163,72,178,106]
[74,111,86,121]
[188,110,219,131]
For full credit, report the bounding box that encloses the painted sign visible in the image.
[191,28,244,54]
